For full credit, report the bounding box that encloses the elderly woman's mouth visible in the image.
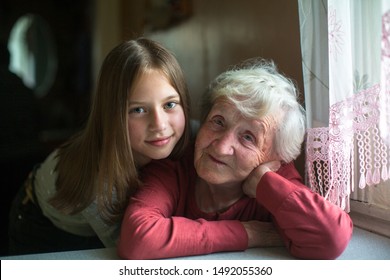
[208,154,227,165]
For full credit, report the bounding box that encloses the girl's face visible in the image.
[127,69,186,167]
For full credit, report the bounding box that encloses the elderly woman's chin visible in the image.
[196,168,243,188]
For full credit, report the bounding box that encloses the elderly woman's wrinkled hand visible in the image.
[242,220,284,248]
[242,161,282,198]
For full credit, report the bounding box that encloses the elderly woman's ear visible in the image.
[242,160,282,198]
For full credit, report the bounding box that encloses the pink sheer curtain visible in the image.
[299,0,390,211]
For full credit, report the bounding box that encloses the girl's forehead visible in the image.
[127,70,179,105]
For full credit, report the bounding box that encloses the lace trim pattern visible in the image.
[305,85,390,211]
[305,10,390,211]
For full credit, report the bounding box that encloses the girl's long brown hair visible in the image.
[49,38,191,224]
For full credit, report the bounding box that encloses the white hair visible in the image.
[201,58,306,163]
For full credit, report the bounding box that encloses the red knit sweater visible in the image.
[118,148,353,260]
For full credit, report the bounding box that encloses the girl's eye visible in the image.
[164,102,177,110]
[129,107,146,114]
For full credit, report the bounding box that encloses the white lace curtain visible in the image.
[299,0,390,211]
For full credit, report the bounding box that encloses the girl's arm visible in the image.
[81,202,119,248]
[117,160,247,260]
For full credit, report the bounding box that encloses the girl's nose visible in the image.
[149,109,167,132]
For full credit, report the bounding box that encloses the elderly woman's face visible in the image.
[194,100,279,186]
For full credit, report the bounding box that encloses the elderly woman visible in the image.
[118,58,353,260]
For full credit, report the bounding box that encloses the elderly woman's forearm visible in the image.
[257,169,353,259]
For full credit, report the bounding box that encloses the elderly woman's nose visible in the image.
[211,131,235,155]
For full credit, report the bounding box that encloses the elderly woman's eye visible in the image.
[243,133,255,143]
[212,117,224,126]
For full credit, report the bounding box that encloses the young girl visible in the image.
[8,38,191,255]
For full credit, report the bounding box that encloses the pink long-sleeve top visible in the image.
[118,148,353,260]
